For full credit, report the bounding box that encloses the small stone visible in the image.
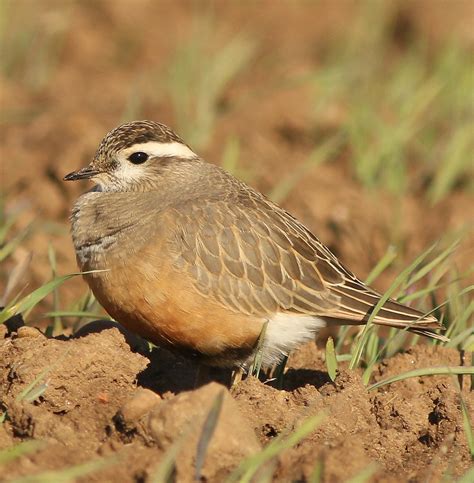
[16,326,45,339]
[116,388,161,430]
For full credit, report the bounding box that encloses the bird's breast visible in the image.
[71,199,115,272]
[70,191,163,272]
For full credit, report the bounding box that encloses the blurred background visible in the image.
[1,0,473,319]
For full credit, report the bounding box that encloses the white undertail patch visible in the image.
[260,313,327,368]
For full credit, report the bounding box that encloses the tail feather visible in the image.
[326,280,448,342]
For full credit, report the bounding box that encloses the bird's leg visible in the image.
[230,367,244,387]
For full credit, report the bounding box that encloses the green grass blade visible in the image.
[429,127,474,204]
[460,397,474,458]
[365,245,397,285]
[0,440,45,465]
[446,324,474,350]
[227,413,325,483]
[22,383,48,404]
[349,244,436,370]
[10,455,117,483]
[1,250,32,307]
[346,463,378,483]
[195,390,225,481]
[335,325,351,352]
[0,271,106,324]
[325,337,338,382]
[71,290,101,331]
[398,277,466,304]
[308,460,324,483]
[166,20,255,149]
[271,355,289,390]
[0,210,21,244]
[0,274,76,324]
[43,311,107,320]
[335,354,352,362]
[149,438,185,483]
[0,223,32,262]
[367,366,474,391]
[17,348,71,402]
[361,329,381,385]
[446,299,474,342]
[47,243,62,335]
[463,336,474,353]
[221,136,240,175]
[458,467,474,483]
[404,238,459,289]
[249,321,269,377]
[365,330,380,365]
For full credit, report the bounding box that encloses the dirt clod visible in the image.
[16,326,45,339]
[115,388,161,431]
[147,382,261,482]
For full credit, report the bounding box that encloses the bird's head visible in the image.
[64,120,199,191]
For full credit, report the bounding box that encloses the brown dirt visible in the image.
[0,323,472,482]
[1,1,473,481]
[2,0,473,308]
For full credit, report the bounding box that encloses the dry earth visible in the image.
[0,321,472,482]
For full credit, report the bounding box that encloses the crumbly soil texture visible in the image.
[0,323,472,482]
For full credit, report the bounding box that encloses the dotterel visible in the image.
[65,120,445,369]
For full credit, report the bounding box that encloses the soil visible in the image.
[0,323,472,482]
[1,1,473,482]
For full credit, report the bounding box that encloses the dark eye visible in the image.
[128,152,149,164]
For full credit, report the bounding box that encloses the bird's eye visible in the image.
[128,152,149,164]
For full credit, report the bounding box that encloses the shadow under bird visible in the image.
[64,120,446,370]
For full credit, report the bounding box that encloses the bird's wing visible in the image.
[170,189,442,333]
[170,191,350,318]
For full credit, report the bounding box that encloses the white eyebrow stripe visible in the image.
[122,141,198,160]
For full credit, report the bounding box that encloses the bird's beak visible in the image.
[63,165,100,181]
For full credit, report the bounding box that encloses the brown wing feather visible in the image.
[171,181,443,337]
[171,195,345,318]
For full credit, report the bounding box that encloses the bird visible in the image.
[64,120,446,371]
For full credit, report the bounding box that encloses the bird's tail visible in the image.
[326,280,448,342]
[364,297,447,341]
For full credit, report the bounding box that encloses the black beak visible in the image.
[63,166,99,181]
